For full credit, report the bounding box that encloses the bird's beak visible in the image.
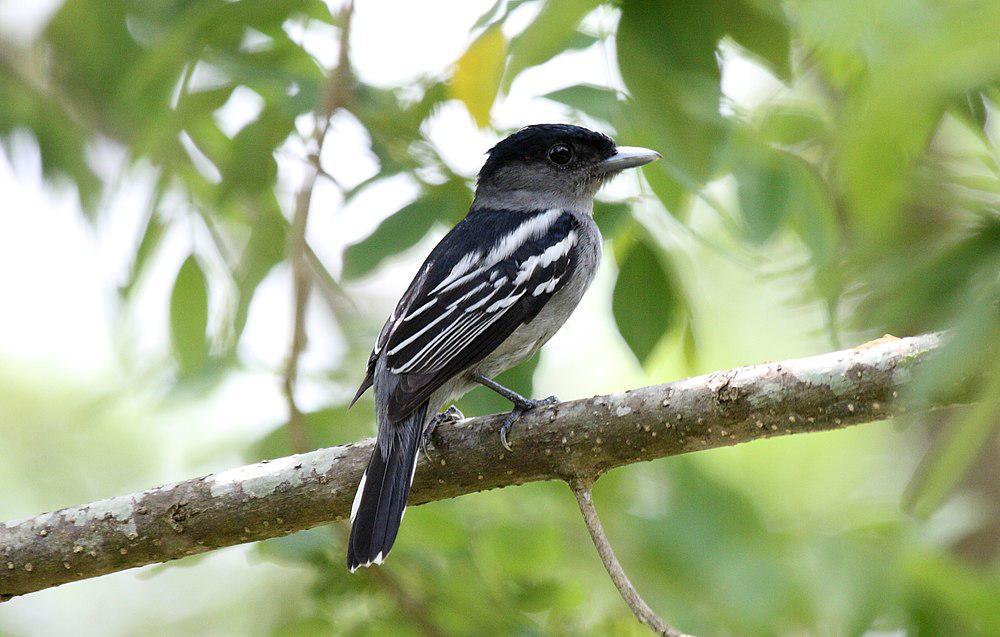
[598,146,661,173]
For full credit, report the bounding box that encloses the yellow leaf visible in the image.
[450,26,506,128]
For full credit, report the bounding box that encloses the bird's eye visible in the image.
[547,144,573,166]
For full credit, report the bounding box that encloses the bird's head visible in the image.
[473,123,660,212]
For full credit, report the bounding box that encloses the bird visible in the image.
[346,123,660,571]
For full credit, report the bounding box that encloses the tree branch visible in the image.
[0,333,949,600]
[569,479,691,637]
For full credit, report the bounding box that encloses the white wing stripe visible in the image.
[400,312,478,372]
[485,208,562,263]
[541,231,577,267]
[464,285,502,312]
[436,209,562,294]
[533,277,560,296]
[392,310,479,373]
[403,298,437,322]
[386,306,456,355]
[430,251,482,294]
[428,306,507,369]
[447,281,487,308]
[435,306,509,364]
[512,231,577,286]
[419,311,489,370]
[486,289,525,313]
[384,210,577,376]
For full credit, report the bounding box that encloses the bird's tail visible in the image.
[347,402,427,571]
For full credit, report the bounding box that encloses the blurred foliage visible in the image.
[1,0,998,634]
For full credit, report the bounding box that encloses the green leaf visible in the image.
[612,237,683,364]
[120,206,166,298]
[229,199,288,345]
[0,68,102,213]
[682,316,698,370]
[756,104,827,146]
[170,255,210,376]
[831,1,1000,241]
[472,0,533,31]
[905,552,1000,636]
[270,617,336,637]
[562,31,600,53]
[247,405,375,462]
[903,359,1000,518]
[617,0,728,194]
[450,26,507,128]
[733,143,796,244]
[593,200,632,238]
[541,84,622,123]
[342,181,471,280]
[218,108,293,201]
[721,0,792,81]
[640,159,690,216]
[502,0,602,91]
[787,160,843,305]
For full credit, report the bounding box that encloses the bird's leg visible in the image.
[421,405,464,461]
[474,374,559,451]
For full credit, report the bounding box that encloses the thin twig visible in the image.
[283,182,314,453]
[569,479,693,637]
[282,0,356,453]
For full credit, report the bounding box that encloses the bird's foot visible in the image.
[421,405,464,461]
[498,394,559,452]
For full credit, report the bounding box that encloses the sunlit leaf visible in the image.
[450,26,507,128]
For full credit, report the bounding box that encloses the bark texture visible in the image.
[1,333,946,600]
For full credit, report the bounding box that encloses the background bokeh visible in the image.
[0,0,997,634]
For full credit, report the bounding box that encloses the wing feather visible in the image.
[353,209,581,420]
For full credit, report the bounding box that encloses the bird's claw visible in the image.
[421,405,464,461]
[498,395,559,451]
[498,408,521,452]
[512,394,559,411]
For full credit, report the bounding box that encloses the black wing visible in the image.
[353,208,581,421]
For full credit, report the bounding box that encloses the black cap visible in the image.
[480,124,616,181]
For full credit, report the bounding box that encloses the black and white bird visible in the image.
[347,124,659,571]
